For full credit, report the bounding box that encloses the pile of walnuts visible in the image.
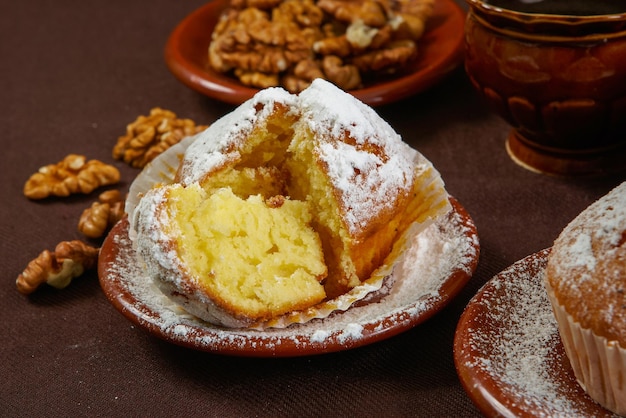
[209,0,435,92]
[17,108,207,295]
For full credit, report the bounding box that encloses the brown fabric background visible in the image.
[1,1,624,417]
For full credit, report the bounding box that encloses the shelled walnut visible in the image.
[208,0,435,92]
[78,189,125,239]
[113,107,208,168]
[317,0,388,27]
[16,241,99,295]
[208,2,324,76]
[24,154,120,200]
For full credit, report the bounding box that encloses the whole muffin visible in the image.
[131,79,449,328]
[544,181,626,415]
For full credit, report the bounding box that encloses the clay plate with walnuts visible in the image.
[99,198,479,357]
[164,0,466,105]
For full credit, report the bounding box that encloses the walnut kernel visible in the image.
[78,189,125,239]
[113,107,207,169]
[16,241,99,295]
[24,154,120,200]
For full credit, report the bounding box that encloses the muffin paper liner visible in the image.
[545,281,626,416]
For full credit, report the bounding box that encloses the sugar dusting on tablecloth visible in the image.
[461,252,617,417]
[104,203,477,352]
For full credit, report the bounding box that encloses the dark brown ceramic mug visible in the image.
[465,0,626,176]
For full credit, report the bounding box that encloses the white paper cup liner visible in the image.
[545,281,626,415]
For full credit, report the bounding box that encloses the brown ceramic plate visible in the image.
[164,0,466,106]
[454,249,616,417]
[98,198,478,357]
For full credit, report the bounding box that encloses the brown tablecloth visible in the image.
[2,1,624,417]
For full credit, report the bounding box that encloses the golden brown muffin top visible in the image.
[545,182,626,346]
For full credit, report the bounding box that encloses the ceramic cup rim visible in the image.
[466,0,626,42]
[466,0,626,20]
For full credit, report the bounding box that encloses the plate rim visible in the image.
[163,0,467,106]
[453,248,615,417]
[98,197,479,357]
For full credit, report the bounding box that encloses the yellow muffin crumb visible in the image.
[169,184,327,319]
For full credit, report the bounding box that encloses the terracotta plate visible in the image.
[98,198,479,357]
[164,0,466,105]
[454,249,615,417]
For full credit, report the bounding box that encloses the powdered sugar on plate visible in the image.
[455,249,618,417]
[99,198,478,357]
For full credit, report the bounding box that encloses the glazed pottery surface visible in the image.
[465,0,626,176]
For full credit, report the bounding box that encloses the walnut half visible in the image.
[16,241,99,295]
[78,189,125,239]
[24,154,120,200]
[113,107,207,169]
